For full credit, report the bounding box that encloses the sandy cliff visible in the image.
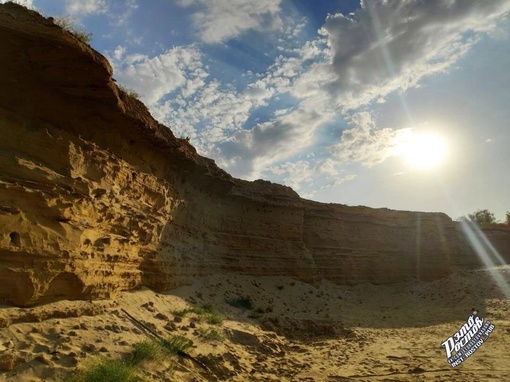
[0,3,507,307]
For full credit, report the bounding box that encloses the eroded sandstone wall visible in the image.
[0,4,505,306]
[0,3,190,305]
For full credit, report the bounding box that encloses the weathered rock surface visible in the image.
[0,3,508,306]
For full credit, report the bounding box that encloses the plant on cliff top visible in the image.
[54,17,93,44]
[4,0,31,8]
[467,209,497,225]
[118,84,141,100]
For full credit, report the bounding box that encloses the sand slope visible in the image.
[0,266,509,381]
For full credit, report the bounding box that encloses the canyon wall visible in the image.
[0,4,505,306]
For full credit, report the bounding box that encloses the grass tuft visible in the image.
[131,339,168,365]
[66,336,186,382]
[173,303,224,325]
[173,309,188,317]
[118,84,140,99]
[67,358,142,382]
[197,327,225,341]
[159,335,193,355]
[54,17,92,44]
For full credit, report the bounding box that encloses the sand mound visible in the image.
[0,266,509,381]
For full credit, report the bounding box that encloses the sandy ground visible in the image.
[1,266,510,382]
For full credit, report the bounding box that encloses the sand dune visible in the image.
[0,266,509,381]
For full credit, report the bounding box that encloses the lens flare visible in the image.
[460,218,510,299]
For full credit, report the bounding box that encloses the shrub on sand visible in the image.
[197,327,225,341]
[159,335,193,355]
[198,304,224,325]
[131,339,168,365]
[172,308,189,317]
[67,358,142,382]
[173,303,224,325]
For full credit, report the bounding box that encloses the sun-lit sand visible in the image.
[1,266,509,381]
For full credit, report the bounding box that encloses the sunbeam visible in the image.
[366,2,414,125]
[460,218,510,299]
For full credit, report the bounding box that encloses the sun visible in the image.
[395,131,448,170]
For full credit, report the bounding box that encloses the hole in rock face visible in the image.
[93,188,107,198]
[9,232,20,247]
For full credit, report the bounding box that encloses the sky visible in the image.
[5,0,510,221]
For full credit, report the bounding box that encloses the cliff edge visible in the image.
[0,3,507,306]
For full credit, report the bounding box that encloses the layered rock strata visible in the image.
[0,3,506,306]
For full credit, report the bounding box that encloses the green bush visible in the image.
[68,358,142,382]
[131,339,168,365]
[206,311,224,325]
[198,304,224,324]
[66,337,183,382]
[467,209,498,225]
[159,335,193,355]
[172,308,189,317]
[173,303,224,325]
[197,327,225,341]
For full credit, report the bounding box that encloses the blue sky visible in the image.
[7,0,510,221]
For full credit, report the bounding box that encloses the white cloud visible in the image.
[282,16,307,39]
[267,161,313,191]
[109,46,207,105]
[0,0,33,8]
[264,158,357,195]
[319,0,510,110]
[243,80,274,103]
[130,31,333,178]
[226,106,334,179]
[154,89,333,180]
[112,45,126,60]
[329,112,402,167]
[147,76,256,150]
[111,1,510,187]
[146,36,334,180]
[106,9,334,181]
[178,0,284,43]
[319,158,344,177]
[112,0,138,25]
[319,175,357,190]
[313,1,510,173]
[266,0,510,176]
[64,0,108,17]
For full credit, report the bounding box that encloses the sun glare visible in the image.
[396,131,448,170]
